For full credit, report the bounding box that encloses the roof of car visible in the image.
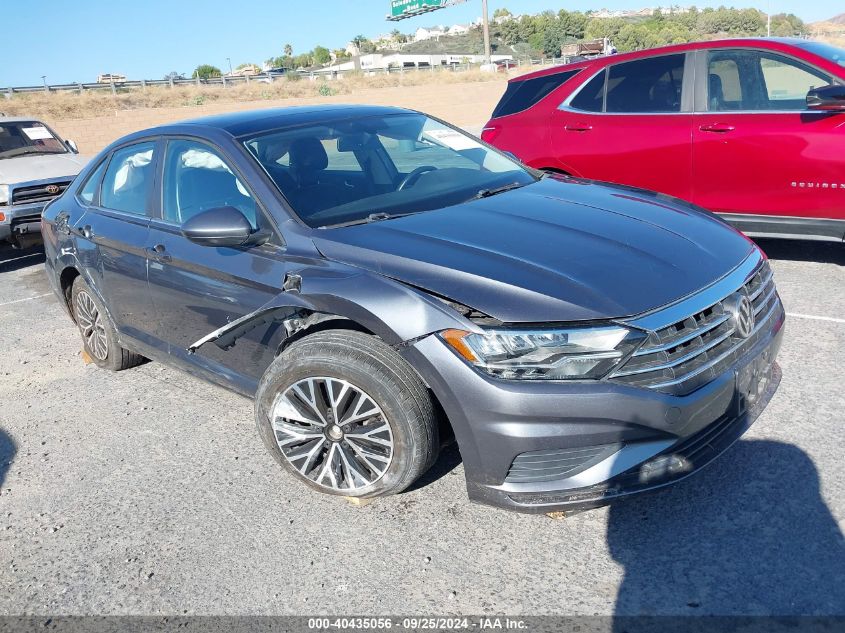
[0,116,46,124]
[512,37,813,83]
[161,104,415,138]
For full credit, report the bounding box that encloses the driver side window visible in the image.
[162,139,262,229]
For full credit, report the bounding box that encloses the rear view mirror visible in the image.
[807,84,845,111]
[337,133,369,152]
[181,206,266,247]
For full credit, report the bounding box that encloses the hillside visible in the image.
[400,31,511,56]
[809,15,845,47]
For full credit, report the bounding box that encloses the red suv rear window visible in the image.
[491,69,581,118]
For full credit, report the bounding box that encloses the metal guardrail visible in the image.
[1,58,563,97]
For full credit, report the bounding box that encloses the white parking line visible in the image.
[787,312,845,325]
[0,252,42,265]
[0,293,51,307]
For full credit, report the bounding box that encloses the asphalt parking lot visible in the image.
[0,238,843,616]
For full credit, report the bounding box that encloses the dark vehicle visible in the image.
[42,105,784,513]
[483,38,845,242]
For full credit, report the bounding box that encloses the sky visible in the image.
[1,0,842,87]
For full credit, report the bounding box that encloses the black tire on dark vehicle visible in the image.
[255,330,439,498]
[70,276,144,371]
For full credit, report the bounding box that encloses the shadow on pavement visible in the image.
[608,440,845,622]
[0,244,45,273]
[754,238,845,265]
[0,428,15,491]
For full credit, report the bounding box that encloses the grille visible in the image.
[11,181,70,205]
[505,443,621,484]
[609,260,782,396]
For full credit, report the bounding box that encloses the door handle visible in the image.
[147,244,172,263]
[81,225,94,239]
[565,123,593,132]
[699,124,736,133]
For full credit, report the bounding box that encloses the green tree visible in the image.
[313,45,331,65]
[493,8,511,19]
[770,13,807,37]
[284,43,293,56]
[585,17,627,41]
[192,64,222,79]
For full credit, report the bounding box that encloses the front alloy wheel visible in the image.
[271,377,394,491]
[254,330,439,499]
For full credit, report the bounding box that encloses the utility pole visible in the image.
[481,0,491,65]
[41,75,47,92]
[767,0,772,37]
[226,57,233,76]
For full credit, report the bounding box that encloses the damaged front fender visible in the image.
[187,266,481,354]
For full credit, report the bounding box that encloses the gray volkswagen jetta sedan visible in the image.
[41,105,784,513]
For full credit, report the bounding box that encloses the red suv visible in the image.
[482,38,845,242]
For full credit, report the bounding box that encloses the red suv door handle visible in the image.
[699,124,736,133]
[565,123,593,132]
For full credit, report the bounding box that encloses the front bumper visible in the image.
[0,202,46,246]
[401,302,785,514]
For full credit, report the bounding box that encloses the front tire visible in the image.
[70,276,144,371]
[255,330,439,498]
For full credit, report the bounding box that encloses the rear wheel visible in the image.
[71,276,144,371]
[255,330,439,498]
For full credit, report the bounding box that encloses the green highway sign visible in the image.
[387,0,463,21]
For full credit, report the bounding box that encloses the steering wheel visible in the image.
[397,166,437,191]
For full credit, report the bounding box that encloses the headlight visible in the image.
[0,184,8,206]
[439,325,644,380]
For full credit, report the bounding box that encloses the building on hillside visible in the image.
[448,24,471,35]
[97,73,126,84]
[414,26,447,41]
[229,65,261,77]
[590,6,693,19]
[318,53,514,74]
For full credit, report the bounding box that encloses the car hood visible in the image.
[0,153,90,184]
[312,178,754,323]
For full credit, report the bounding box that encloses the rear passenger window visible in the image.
[569,69,607,112]
[605,54,686,113]
[492,70,581,118]
[162,139,262,230]
[100,142,156,215]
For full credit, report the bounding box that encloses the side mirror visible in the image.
[181,206,268,247]
[807,84,845,111]
[65,139,79,153]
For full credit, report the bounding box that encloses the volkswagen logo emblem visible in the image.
[726,292,755,339]
[45,184,60,195]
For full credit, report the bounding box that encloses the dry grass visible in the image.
[1,69,516,121]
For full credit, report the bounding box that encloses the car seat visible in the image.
[709,74,727,111]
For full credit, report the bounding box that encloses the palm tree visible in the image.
[284,43,293,57]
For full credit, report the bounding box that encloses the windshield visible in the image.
[0,121,67,159]
[244,113,536,228]
[792,41,845,69]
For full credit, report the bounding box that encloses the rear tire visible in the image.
[255,330,439,498]
[70,276,144,371]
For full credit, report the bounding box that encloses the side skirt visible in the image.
[718,213,845,243]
